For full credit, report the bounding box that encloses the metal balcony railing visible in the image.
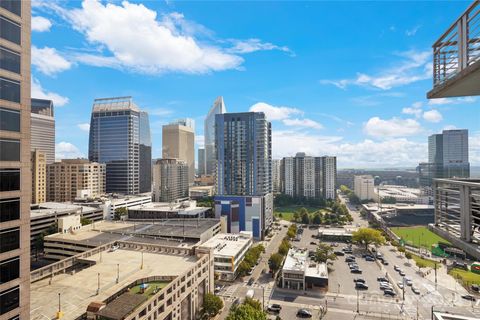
[433,1,480,86]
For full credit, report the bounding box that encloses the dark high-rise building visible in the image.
[89,97,151,194]
[0,0,31,318]
[198,148,206,176]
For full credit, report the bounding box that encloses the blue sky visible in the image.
[31,0,480,168]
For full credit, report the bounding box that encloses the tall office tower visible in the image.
[89,96,151,194]
[0,1,31,318]
[272,159,282,193]
[198,148,206,176]
[152,158,189,203]
[31,150,46,204]
[162,119,195,185]
[47,159,106,202]
[442,129,469,178]
[214,112,273,239]
[419,129,469,187]
[354,175,374,201]
[139,111,152,193]
[30,98,55,164]
[204,96,226,176]
[281,153,337,200]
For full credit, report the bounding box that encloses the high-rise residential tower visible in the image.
[281,153,337,200]
[0,1,31,318]
[31,150,46,204]
[30,98,55,164]
[88,97,151,194]
[152,158,189,203]
[198,148,206,176]
[204,97,226,176]
[272,159,282,193]
[162,119,195,184]
[214,112,273,239]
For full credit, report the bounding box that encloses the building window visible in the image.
[0,15,20,45]
[0,1,21,16]
[0,286,19,315]
[0,169,20,191]
[0,228,20,253]
[0,139,20,161]
[0,77,20,103]
[0,198,19,222]
[0,107,20,132]
[0,46,20,74]
[0,257,19,284]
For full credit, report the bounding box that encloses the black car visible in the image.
[355,282,368,290]
[377,277,388,282]
[297,309,312,318]
[384,289,396,297]
[461,295,476,301]
[345,258,355,263]
[351,268,362,274]
[471,284,480,292]
[353,278,365,283]
[310,241,317,245]
[247,278,254,286]
[334,251,345,256]
[382,260,389,265]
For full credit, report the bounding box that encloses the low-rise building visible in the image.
[198,232,253,281]
[30,241,214,320]
[189,185,214,199]
[73,194,152,220]
[375,185,432,204]
[127,200,210,220]
[281,247,328,291]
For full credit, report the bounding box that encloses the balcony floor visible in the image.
[428,59,480,99]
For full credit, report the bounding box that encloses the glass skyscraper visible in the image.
[89,97,151,195]
[204,96,226,176]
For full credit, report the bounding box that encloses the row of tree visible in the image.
[339,185,361,205]
[269,224,297,274]
[274,193,326,207]
[226,297,267,320]
[237,244,265,277]
[288,205,353,226]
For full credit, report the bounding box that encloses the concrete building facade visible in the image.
[152,158,189,203]
[30,98,54,164]
[31,149,46,204]
[272,159,282,193]
[0,1,31,318]
[204,96,226,176]
[197,148,205,176]
[353,175,374,201]
[47,159,106,202]
[162,119,195,185]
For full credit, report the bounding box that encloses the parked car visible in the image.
[377,277,388,283]
[382,260,389,265]
[380,283,393,291]
[247,269,253,276]
[399,270,406,276]
[355,282,369,290]
[471,284,480,292]
[394,265,400,271]
[384,289,396,297]
[345,257,355,263]
[411,286,420,294]
[365,256,375,262]
[353,278,366,283]
[310,241,317,245]
[297,309,313,318]
[405,278,413,286]
[461,295,476,301]
[397,281,404,289]
[334,251,345,256]
[351,268,362,274]
[247,278,254,286]
[267,304,282,313]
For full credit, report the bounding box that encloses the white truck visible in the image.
[246,289,254,299]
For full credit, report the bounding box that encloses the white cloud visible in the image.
[228,38,293,55]
[32,16,52,32]
[249,102,303,121]
[55,141,84,160]
[405,25,421,36]
[470,132,480,165]
[55,0,243,74]
[364,117,422,138]
[443,124,457,130]
[320,50,431,90]
[32,46,72,76]
[148,108,174,117]
[282,118,323,129]
[273,130,426,167]
[402,101,423,118]
[428,96,477,105]
[423,109,443,123]
[31,78,69,107]
[77,123,90,132]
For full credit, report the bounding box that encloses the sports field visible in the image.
[274,206,318,221]
[391,226,450,249]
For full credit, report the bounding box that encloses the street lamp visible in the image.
[356,288,359,313]
[116,263,120,284]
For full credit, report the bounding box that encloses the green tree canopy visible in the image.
[312,213,322,225]
[352,228,386,249]
[226,303,267,320]
[315,243,337,263]
[269,253,284,273]
[278,239,290,256]
[203,293,223,317]
[80,217,92,226]
[114,207,128,220]
[301,212,310,224]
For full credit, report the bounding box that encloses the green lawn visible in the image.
[411,253,437,269]
[449,268,480,287]
[274,206,319,221]
[391,226,450,249]
[130,281,170,297]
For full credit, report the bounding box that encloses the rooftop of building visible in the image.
[92,96,140,113]
[128,201,209,215]
[199,232,252,257]
[317,227,358,236]
[30,248,197,320]
[305,261,328,279]
[30,202,101,219]
[72,193,152,205]
[433,312,479,320]
[45,219,219,246]
[375,185,424,197]
[362,203,434,212]
[283,247,308,273]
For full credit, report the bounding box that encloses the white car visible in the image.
[397,281,404,289]
[411,286,420,294]
[405,278,413,286]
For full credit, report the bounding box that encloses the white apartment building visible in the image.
[198,232,253,281]
[272,159,282,193]
[354,175,374,201]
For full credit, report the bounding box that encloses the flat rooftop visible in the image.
[283,248,308,273]
[31,202,100,219]
[199,232,252,257]
[30,249,197,320]
[305,261,328,279]
[318,227,356,237]
[129,201,209,215]
[362,203,434,212]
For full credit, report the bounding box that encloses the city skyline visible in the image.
[31,0,479,169]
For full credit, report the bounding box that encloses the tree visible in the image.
[269,253,284,273]
[312,213,322,225]
[226,303,267,320]
[203,293,223,317]
[80,217,92,226]
[315,243,337,263]
[301,212,310,224]
[244,297,262,310]
[381,196,397,204]
[293,212,300,222]
[237,261,251,277]
[352,228,386,250]
[278,239,290,256]
[405,252,412,259]
[114,207,128,220]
